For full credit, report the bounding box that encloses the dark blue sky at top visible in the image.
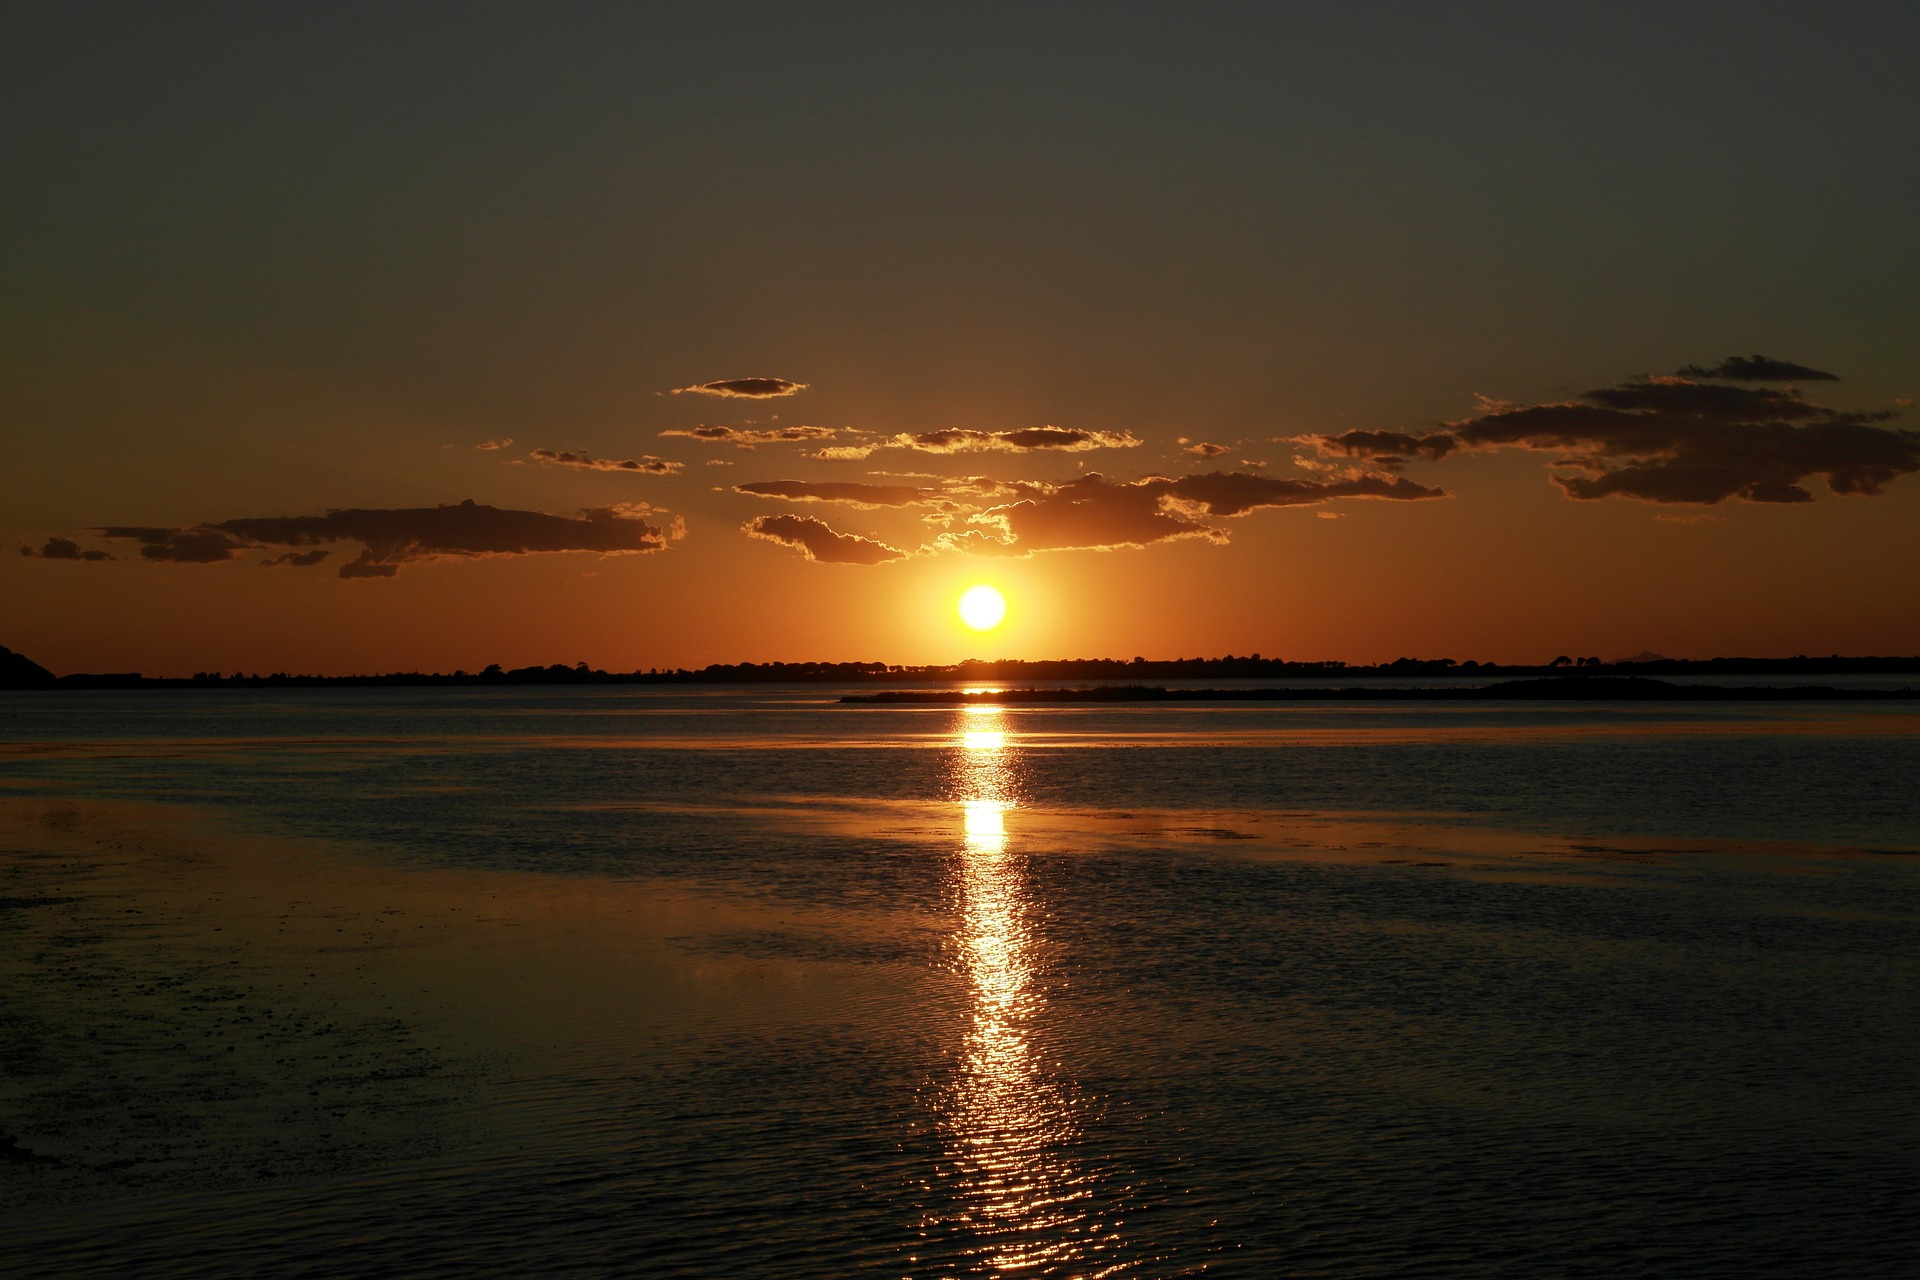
[4,2,1917,500]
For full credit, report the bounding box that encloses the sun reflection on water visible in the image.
[931,705,1124,1275]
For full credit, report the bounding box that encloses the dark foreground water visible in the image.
[1,687,1916,1277]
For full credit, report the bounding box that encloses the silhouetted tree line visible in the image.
[4,643,1919,690]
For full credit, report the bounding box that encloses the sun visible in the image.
[957,584,1007,632]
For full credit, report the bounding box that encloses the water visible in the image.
[1,687,1916,1276]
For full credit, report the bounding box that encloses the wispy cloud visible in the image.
[475,438,514,451]
[660,424,838,448]
[732,477,1012,511]
[899,427,1139,454]
[529,448,683,475]
[812,426,1140,460]
[734,479,937,508]
[672,377,809,399]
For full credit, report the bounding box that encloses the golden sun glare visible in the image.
[957,584,1008,632]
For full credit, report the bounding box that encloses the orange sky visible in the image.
[4,7,1918,675]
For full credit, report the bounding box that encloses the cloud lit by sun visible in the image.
[958,584,1007,632]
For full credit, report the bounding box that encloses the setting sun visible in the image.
[958,584,1008,632]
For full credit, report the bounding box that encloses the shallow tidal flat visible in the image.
[0,797,940,1274]
[1,688,1918,1276]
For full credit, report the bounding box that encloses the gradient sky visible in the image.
[5,2,1917,674]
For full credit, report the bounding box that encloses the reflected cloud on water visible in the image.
[930,704,1127,1276]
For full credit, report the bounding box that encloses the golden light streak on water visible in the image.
[933,706,1126,1276]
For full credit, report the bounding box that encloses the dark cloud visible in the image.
[734,479,935,508]
[96,499,669,578]
[672,378,809,399]
[956,470,1444,554]
[1675,355,1839,382]
[475,438,514,450]
[261,549,329,568]
[1578,381,1828,421]
[1293,430,1458,471]
[966,475,1225,552]
[733,468,1441,561]
[1163,471,1446,516]
[660,425,839,447]
[20,536,113,561]
[1180,440,1233,458]
[529,448,683,475]
[1303,364,1916,505]
[94,526,250,563]
[744,514,907,565]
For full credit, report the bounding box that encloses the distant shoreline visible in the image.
[840,677,1920,704]
[6,645,1920,692]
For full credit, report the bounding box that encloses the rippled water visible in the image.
[1,686,1916,1277]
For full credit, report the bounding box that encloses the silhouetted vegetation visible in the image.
[4,644,1920,691]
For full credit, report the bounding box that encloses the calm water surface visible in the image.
[1,686,1916,1277]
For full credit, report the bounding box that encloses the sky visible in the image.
[4,2,1918,675]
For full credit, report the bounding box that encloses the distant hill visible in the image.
[0,646,56,690]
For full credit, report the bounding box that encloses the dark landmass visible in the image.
[841,677,1920,705]
[0,647,58,689]
[4,644,1920,692]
